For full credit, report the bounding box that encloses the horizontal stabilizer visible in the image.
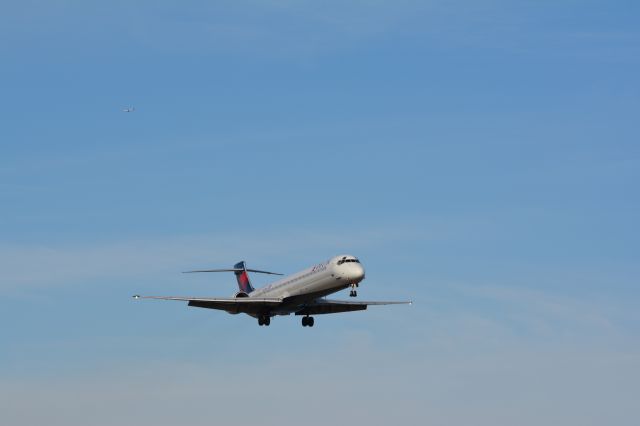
[183,268,283,275]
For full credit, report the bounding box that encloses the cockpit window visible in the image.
[338,258,360,265]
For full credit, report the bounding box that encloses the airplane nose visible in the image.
[350,264,365,282]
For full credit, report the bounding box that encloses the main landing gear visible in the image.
[301,316,314,327]
[258,315,271,326]
[349,283,358,297]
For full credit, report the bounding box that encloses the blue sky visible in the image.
[1,1,639,425]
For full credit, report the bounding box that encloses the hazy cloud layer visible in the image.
[2,333,638,426]
[0,225,426,289]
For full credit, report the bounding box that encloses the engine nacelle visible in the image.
[226,291,249,315]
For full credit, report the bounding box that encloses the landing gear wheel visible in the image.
[258,317,264,326]
[302,316,314,327]
[264,316,271,326]
[349,283,358,297]
[258,315,270,326]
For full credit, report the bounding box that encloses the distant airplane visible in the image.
[133,254,411,327]
[122,106,135,112]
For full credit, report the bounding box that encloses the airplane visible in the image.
[122,106,135,112]
[133,254,411,327]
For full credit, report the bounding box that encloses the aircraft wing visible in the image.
[295,298,412,315]
[132,295,283,313]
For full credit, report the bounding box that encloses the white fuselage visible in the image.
[250,254,365,303]
[134,253,409,326]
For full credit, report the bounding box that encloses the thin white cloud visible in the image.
[2,337,639,426]
[0,1,558,57]
[458,283,617,330]
[0,224,427,290]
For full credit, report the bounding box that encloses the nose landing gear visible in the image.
[349,283,358,297]
[301,316,314,327]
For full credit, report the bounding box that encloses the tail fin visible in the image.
[233,261,255,293]
[182,262,282,293]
